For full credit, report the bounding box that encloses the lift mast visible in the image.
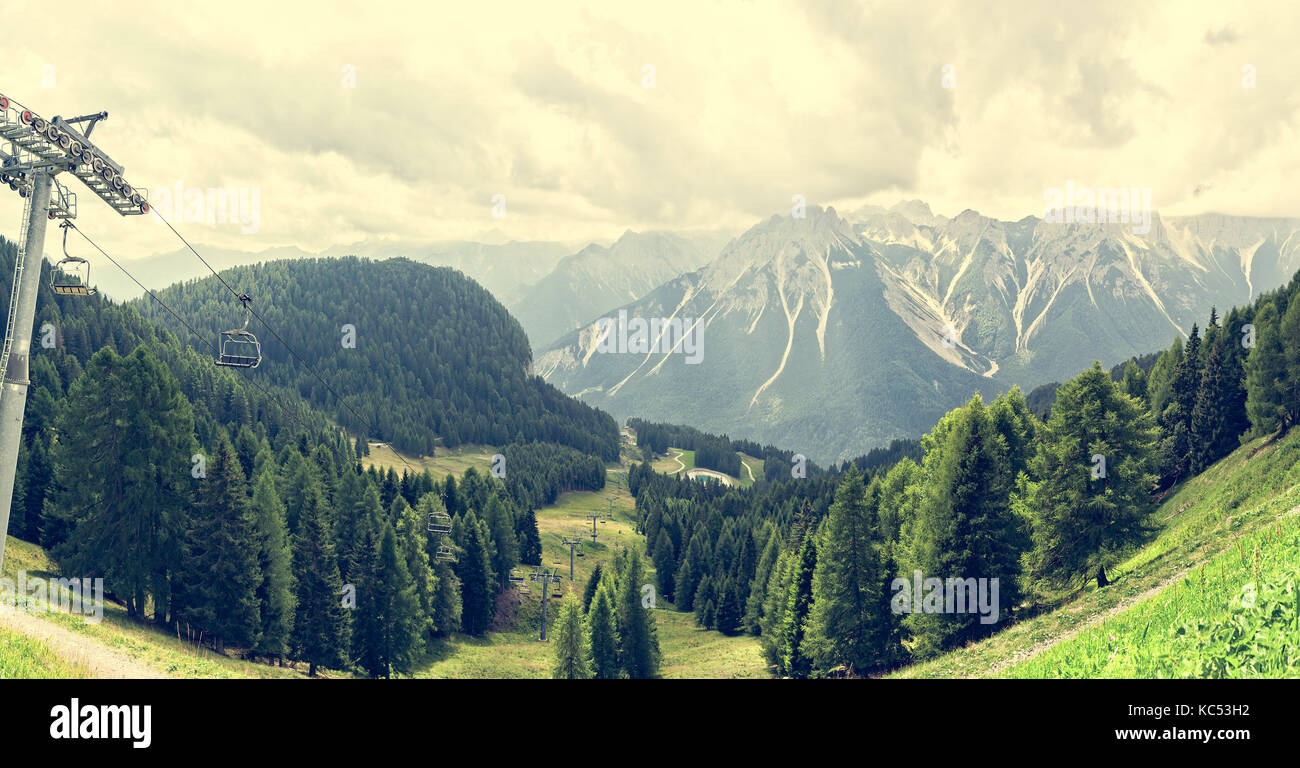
[0,93,148,572]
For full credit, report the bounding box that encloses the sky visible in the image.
[2,0,1298,261]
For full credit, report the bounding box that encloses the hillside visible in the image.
[893,428,1300,678]
[139,256,619,459]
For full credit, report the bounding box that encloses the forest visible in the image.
[629,271,1300,676]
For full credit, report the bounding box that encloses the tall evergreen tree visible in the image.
[178,434,262,652]
[353,523,422,678]
[250,466,295,662]
[290,486,351,676]
[48,347,196,622]
[1028,363,1159,590]
[455,511,496,635]
[805,470,895,675]
[615,548,660,678]
[587,583,620,679]
[1245,302,1288,437]
[551,595,591,679]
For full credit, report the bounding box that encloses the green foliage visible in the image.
[141,257,619,459]
[551,595,591,679]
[1027,363,1159,590]
[290,485,351,675]
[177,434,263,650]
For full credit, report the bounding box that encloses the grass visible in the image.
[3,535,316,679]
[893,430,1300,678]
[0,625,93,679]
[364,442,498,477]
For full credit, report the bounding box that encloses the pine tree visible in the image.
[1280,294,1300,428]
[455,511,496,635]
[587,584,620,679]
[353,523,422,678]
[179,434,263,652]
[290,485,351,676]
[48,347,195,622]
[516,509,542,566]
[616,548,660,678]
[581,562,604,612]
[1245,302,1288,437]
[778,535,817,678]
[551,595,591,679]
[1190,334,1239,472]
[804,470,894,675]
[395,495,438,646]
[743,528,780,636]
[653,530,676,602]
[904,396,1022,658]
[251,467,295,662]
[1028,363,1159,591]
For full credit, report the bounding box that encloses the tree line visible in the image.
[629,269,1300,677]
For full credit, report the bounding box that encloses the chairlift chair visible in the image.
[216,294,261,368]
[436,544,457,563]
[427,511,452,535]
[50,222,95,296]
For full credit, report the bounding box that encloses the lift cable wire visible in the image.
[64,221,413,471]
[147,209,420,473]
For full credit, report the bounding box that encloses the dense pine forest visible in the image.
[629,270,1300,677]
[139,257,620,460]
[1,238,622,677]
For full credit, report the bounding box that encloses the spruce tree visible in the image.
[1028,363,1158,591]
[290,486,351,676]
[779,534,817,678]
[251,467,295,662]
[49,347,195,622]
[582,562,604,612]
[551,595,591,679]
[587,584,620,679]
[1245,302,1288,436]
[353,523,421,678]
[616,548,660,678]
[455,511,496,635]
[804,470,894,675]
[179,434,263,652]
[905,396,1022,658]
[396,496,438,646]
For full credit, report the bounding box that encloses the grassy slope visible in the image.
[2,536,313,679]
[412,467,767,678]
[893,430,1300,678]
[0,625,93,679]
[3,439,765,678]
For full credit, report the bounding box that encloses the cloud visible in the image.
[2,0,1297,265]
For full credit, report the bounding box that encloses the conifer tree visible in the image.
[1028,363,1158,591]
[805,470,894,675]
[251,467,295,662]
[587,584,620,679]
[551,595,591,679]
[1245,302,1288,437]
[353,523,422,677]
[395,496,438,645]
[179,434,263,652]
[905,396,1022,658]
[455,510,496,635]
[49,347,196,623]
[778,534,817,678]
[290,486,351,676]
[616,548,660,678]
[581,562,605,612]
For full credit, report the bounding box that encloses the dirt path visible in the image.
[0,606,168,679]
[742,458,757,483]
[666,448,686,473]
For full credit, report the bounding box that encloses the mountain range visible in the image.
[536,202,1300,464]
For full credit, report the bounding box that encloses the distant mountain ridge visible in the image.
[538,203,1300,464]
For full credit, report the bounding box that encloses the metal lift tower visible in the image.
[0,93,149,573]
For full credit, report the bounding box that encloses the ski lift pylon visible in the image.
[50,222,95,296]
[216,293,262,368]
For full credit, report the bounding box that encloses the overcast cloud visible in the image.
[3,0,1297,260]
